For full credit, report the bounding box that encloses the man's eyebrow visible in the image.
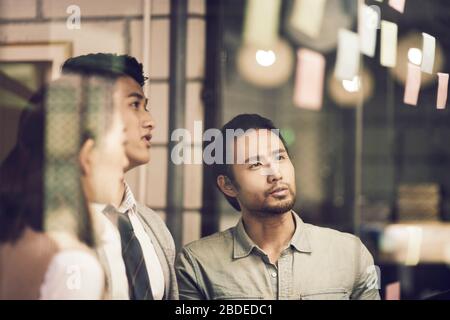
[243,149,287,164]
[272,148,287,155]
[244,155,261,164]
[127,92,145,100]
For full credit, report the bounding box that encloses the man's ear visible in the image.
[217,175,238,198]
[79,138,95,176]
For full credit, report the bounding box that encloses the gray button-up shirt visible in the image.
[176,212,380,300]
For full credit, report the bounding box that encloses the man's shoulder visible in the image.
[135,202,175,249]
[304,222,362,250]
[182,228,234,257]
[135,202,164,225]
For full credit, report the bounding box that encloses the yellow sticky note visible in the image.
[404,63,422,106]
[334,29,360,81]
[294,49,326,110]
[389,0,406,13]
[437,73,449,109]
[243,0,282,48]
[421,33,436,74]
[289,0,327,39]
[380,20,398,68]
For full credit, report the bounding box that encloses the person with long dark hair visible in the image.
[0,74,128,299]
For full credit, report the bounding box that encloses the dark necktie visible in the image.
[117,213,153,300]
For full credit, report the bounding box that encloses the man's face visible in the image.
[113,76,154,171]
[228,129,296,216]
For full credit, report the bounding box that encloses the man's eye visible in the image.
[249,162,262,169]
[130,101,140,109]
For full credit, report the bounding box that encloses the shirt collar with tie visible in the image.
[118,182,137,215]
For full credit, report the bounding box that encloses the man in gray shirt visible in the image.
[176,114,380,300]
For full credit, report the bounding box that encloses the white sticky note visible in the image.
[389,0,406,13]
[334,29,360,81]
[380,20,398,68]
[289,0,327,39]
[294,49,326,110]
[404,63,422,106]
[243,0,282,48]
[421,33,436,74]
[385,282,401,300]
[437,73,449,109]
[358,4,380,57]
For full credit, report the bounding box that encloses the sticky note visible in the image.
[386,282,401,300]
[421,33,436,74]
[389,0,406,13]
[243,0,282,48]
[289,0,327,39]
[334,29,360,81]
[437,73,449,109]
[358,3,380,57]
[405,226,423,266]
[404,63,422,106]
[380,20,398,67]
[293,49,326,110]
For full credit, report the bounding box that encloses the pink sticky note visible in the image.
[385,282,401,300]
[437,73,449,109]
[404,63,422,106]
[293,49,326,110]
[389,0,406,13]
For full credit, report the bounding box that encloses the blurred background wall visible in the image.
[1,0,450,299]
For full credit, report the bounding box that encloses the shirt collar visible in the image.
[290,211,312,253]
[233,210,312,259]
[90,202,107,215]
[233,218,258,259]
[118,182,137,214]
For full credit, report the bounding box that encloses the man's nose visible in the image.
[264,162,282,182]
[142,111,155,129]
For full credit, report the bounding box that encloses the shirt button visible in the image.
[271,272,277,278]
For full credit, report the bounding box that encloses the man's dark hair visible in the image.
[212,114,289,212]
[61,53,147,87]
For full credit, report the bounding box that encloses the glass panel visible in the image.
[217,0,450,299]
[0,61,51,163]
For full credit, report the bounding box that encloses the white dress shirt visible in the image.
[118,183,165,300]
[91,203,129,300]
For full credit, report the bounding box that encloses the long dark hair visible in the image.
[0,92,45,242]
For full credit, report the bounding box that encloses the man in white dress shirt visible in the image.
[62,54,178,300]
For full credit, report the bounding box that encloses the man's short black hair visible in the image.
[212,114,289,212]
[61,53,147,87]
